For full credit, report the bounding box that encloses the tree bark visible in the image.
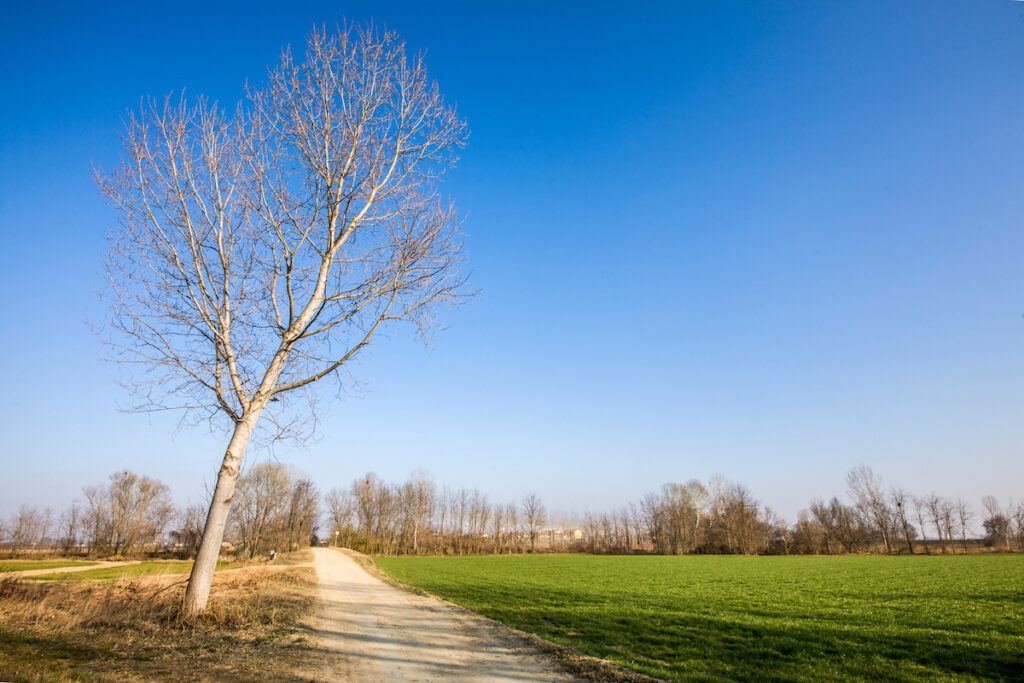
[182,411,261,617]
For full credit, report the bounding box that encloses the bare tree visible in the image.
[351,473,385,553]
[80,471,174,556]
[522,493,547,551]
[939,498,957,553]
[925,494,949,553]
[96,25,469,615]
[324,487,357,546]
[807,498,836,554]
[170,503,206,556]
[954,499,973,553]
[108,471,174,555]
[454,489,469,553]
[58,502,84,555]
[890,488,915,555]
[715,483,770,555]
[505,502,520,553]
[659,481,707,554]
[981,496,1010,549]
[1011,502,1024,551]
[284,476,320,550]
[232,461,291,557]
[846,465,893,553]
[3,506,52,556]
[405,471,435,554]
[491,503,505,553]
[912,495,932,555]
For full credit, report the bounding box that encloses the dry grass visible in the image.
[0,564,321,682]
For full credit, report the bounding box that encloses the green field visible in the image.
[31,560,228,581]
[376,554,1024,681]
[0,560,98,573]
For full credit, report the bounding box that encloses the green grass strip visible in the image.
[31,560,228,581]
[0,560,99,573]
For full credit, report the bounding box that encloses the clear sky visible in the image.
[1,1,1022,523]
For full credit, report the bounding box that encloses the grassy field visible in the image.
[31,560,230,581]
[376,554,1024,681]
[0,560,98,573]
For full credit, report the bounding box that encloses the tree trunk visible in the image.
[902,519,914,555]
[182,412,260,617]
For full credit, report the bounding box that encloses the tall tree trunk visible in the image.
[902,518,914,555]
[182,411,260,617]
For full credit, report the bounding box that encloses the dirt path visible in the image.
[5,560,140,578]
[312,547,581,682]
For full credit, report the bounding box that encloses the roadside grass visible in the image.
[269,549,314,566]
[376,554,1024,682]
[0,560,319,682]
[31,560,230,582]
[0,561,99,573]
[225,548,315,570]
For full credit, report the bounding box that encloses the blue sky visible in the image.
[1,1,1023,522]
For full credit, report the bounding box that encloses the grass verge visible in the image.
[0,564,318,682]
[0,561,99,573]
[31,561,230,582]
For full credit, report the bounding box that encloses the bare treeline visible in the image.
[4,464,1023,557]
[324,472,543,555]
[788,466,1024,555]
[0,505,53,556]
[230,462,319,557]
[0,465,320,558]
[1,471,177,557]
[320,466,1024,556]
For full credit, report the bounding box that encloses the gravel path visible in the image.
[312,547,581,682]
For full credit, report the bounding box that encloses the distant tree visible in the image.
[96,24,469,615]
[846,465,894,553]
[505,502,521,553]
[1009,502,1024,551]
[57,503,84,555]
[791,510,824,554]
[640,492,669,554]
[454,489,469,553]
[3,506,52,556]
[660,481,707,554]
[924,494,949,554]
[717,483,770,555]
[981,496,1009,549]
[169,503,206,556]
[619,507,637,553]
[232,462,291,556]
[82,471,174,556]
[954,499,973,553]
[912,495,933,555]
[351,473,385,553]
[808,498,836,554]
[284,477,319,551]
[468,490,490,553]
[324,487,357,547]
[982,513,1010,548]
[490,503,505,553]
[522,494,546,552]
[890,488,916,554]
[940,498,957,553]
[398,473,434,554]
